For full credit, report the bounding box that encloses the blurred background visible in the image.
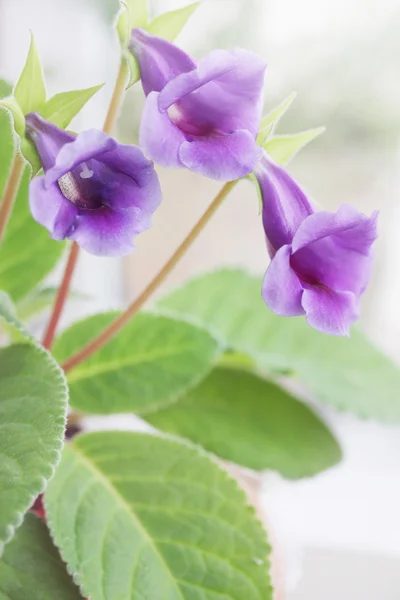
[1,0,400,597]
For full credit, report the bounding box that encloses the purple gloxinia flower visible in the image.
[129,29,266,181]
[25,113,161,256]
[256,152,378,336]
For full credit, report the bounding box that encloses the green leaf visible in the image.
[40,84,104,129]
[16,287,59,321]
[264,128,325,166]
[0,109,16,196]
[146,367,342,478]
[14,33,46,115]
[45,431,272,600]
[257,92,297,145]
[0,164,66,301]
[0,513,81,599]
[148,2,199,41]
[0,293,67,550]
[0,79,12,99]
[16,287,88,323]
[159,269,400,422]
[53,311,221,415]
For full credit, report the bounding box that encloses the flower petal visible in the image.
[52,200,79,241]
[69,207,143,257]
[129,28,195,95]
[262,245,305,317]
[140,91,187,169]
[93,143,162,213]
[172,48,266,137]
[301,286,359,336]
[44,130,116,187]
[158,50,238,111]
[29,176,69,232]
[25,113,75,171]
[179,129,262,181]
[255,152,314,253]
[291,205,378,296]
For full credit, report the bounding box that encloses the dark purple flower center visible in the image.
[57,160,104,211]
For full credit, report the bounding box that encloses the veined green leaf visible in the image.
[14,32,46,115]
[147,2,199,41]
[46,432,272,600]
[264,127,325,165]
[0,293,67,551]
[159,269,400,422]
[53,311,222,415]
[40,84,104,129]
[146,367,342,478]
[0,514,81,599]
[257,92,297,145]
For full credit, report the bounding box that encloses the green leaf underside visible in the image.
[257,92,297,145]
[0,294,67,551]
[40,84,104,129]
[148,2,199,41]
[0,513,81,599]
[53,311,222,415]
[14,33,46,115]
[45,432,272,600]
[146,367,342,478]
[158,269,400,421]
[264,128,325,166]
[0,164,66,301]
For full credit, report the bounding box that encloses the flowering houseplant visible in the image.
[0,2,398,599]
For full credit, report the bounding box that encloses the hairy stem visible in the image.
[0,152,25,243]
[62,180,237,373]
[42,61,129,350]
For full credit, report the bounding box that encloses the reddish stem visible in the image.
[42,243,80,349]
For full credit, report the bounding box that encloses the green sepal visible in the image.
[264,127,325,165]
[40,84,104,129]
[257,91,297,145]
[147,2,199,41]
[14,32,46,116]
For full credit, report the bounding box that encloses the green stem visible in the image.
[102,60,129,135]
[62,180,238,373]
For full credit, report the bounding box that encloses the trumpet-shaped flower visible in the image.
[129,29,266,181]
[26,113,161,256]
[256,152,378,335]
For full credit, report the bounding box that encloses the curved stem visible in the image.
[0,152,25,243]
[62,180,237,373]
[41,61,129,350]
[42,243,80,349]
[102,60,129,135]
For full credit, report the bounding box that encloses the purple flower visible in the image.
[25,113,161,256]
[129,29,266,181]
[256,152,378,336]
